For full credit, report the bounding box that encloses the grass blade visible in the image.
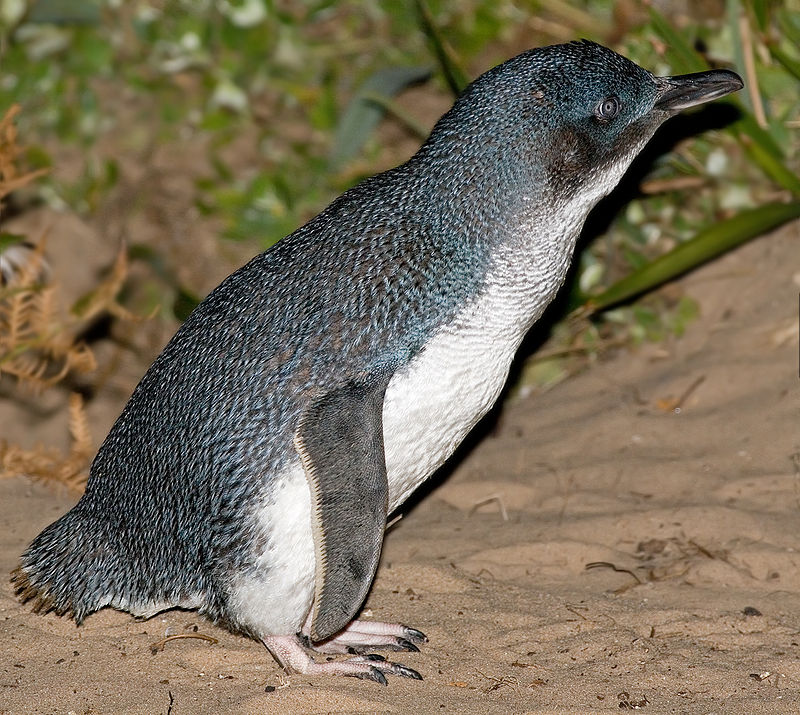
[744,0,770,31]
[586,201,800,312]
[767,45,800,82]
[358,92,430,140]
[414,0,470,96]
[732,113,800,195]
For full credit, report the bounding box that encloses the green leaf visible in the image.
[0,233,26,251]
[27,0,101,25]
[358,92,429,140]
[648,8,707,74]
[744,0,770,31]
[768,45,800,82]
[777,7,800,47]
[732,112,800,195]
[330,65,431,167]
[670,295,699,337]
[586,201,800,312]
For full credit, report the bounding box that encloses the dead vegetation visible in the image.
[0,393,92,491]
[0,105,131,492]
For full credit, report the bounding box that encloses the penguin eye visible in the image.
[594,95,622,121]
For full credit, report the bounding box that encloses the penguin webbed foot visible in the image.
[263,630,424,684]
[309,619,427,655]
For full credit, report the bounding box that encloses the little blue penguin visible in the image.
[13,41,742,684]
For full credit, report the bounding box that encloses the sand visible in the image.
[1,219,798,713]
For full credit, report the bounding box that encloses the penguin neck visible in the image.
[435,145,627,331]
[478,189,588,338]
[411,154,595,330]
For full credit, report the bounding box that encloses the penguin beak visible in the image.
[654,69,744,112]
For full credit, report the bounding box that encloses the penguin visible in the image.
[13,40,742,685]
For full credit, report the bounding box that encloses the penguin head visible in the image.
[424,40,742,206]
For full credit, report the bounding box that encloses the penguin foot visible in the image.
[262,634,423,684]
[308,619,428,655]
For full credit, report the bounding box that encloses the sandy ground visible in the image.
[1,218,799,713]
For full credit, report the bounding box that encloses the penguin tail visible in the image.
[12,507,107,624]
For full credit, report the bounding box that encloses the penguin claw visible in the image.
[355,666,389,686]
[346,638,419,655]
[397,638,421,652]
[402,627,428,644]
[389,663,423,681]
[350,655,423,682]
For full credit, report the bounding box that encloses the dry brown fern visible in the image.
[0,393,91,491]
[71,244,138,323]
[0,240,98,390]
[0,105,135,492]
[0,104,48,199]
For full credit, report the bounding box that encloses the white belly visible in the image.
[382,284,531,511]
[228,466,316,636]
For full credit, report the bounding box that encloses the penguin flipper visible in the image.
[294,380,390,643]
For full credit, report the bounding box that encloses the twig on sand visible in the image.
[474,669,520,693]
[150,633,219,654]
[585,560,642,587]
[468,493,509,521]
